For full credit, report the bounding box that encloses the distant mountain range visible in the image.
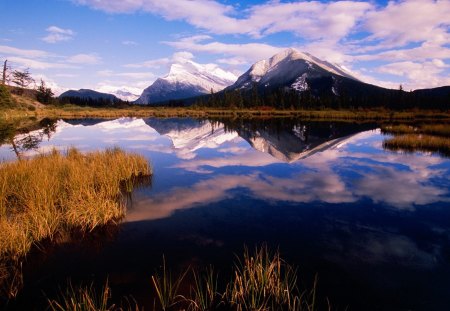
[59,48,450,109]
[135,61,237,105]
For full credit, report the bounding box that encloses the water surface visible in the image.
[1,117,450,311]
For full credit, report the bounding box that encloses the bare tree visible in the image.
[11,68,34,94]
[2,60,11,85]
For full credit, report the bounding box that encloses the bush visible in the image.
[0,84,16,108]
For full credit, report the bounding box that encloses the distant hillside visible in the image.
[59,89,129,107]
[59,89,119,101]
[0,85,43,110]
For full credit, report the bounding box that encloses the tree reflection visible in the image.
[0,118,58,159]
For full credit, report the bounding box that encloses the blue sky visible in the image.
[1,0,449,96]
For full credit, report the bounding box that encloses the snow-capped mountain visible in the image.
[113,89,140,102]
[95,86,141,102]
[227,48,358,95]
[136,61,238,105]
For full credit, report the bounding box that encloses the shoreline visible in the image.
[1,106,450,121]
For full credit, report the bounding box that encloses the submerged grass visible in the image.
[0,147,151,261]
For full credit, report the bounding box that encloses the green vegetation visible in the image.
[0,84,16,109]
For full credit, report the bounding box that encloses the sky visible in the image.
[0,0,449,96]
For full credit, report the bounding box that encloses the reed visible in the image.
[150,246,321,311]
[381,124,450,137]
[151,257,188,311]
[47,282,113,311]
[383,134,450,156]
[0,147,151,262]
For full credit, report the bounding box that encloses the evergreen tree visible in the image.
[36,79,54,104]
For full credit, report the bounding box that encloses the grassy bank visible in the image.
[0,148,151,261]
[1,104,450,121]
[47,246,321,311]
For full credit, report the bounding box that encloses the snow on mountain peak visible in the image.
[247,48,355,82]
[164,60,238,92]
[136,60,238,104]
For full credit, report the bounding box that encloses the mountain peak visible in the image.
[136,60,237,105]
[227,49,359,93]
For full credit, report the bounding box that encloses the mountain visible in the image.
[59,89,119,102]
[136,61,237,105]
[226,49,362,95]
[228,48,357,94]
[199,48,450,110]
[113,89,140,102]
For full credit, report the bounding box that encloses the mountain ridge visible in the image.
[135,60,238,105]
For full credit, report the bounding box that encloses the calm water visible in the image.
[2,117,450,311]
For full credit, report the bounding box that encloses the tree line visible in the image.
[193,80,450,111]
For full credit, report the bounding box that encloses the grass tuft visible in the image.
[383,134,450,157]
[0,147,151,262]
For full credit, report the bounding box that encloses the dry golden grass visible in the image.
[0,147,151,261]
[1,104,450,121]
[383,134,450,156]
[382,124,450,137]
[151,246,320,311]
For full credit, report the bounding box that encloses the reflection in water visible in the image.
[0,118,57,160]
[1,117,450,310]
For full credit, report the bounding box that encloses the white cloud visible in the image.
[164,36,284,64]
[0,45,50,58]
[6,56,75,70]
[97,69,154,80]
[124,57,171,69]
[377,60,450,90]
[122,40,138,46]
[73,0,372,40]
[67,53,101,64]
[42,26,75,43]
[363,0,450,48]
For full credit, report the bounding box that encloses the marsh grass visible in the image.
[48,281,113,311]
[383,134,450,157]
[151,257,189,311]
[0,147,151,262]
[151,246,323,311]
[2,104,448,121]
[381,124,450,137]
[47,280,141,311]
[381,122,450,156]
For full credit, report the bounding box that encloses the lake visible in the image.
[1,117,450,311]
